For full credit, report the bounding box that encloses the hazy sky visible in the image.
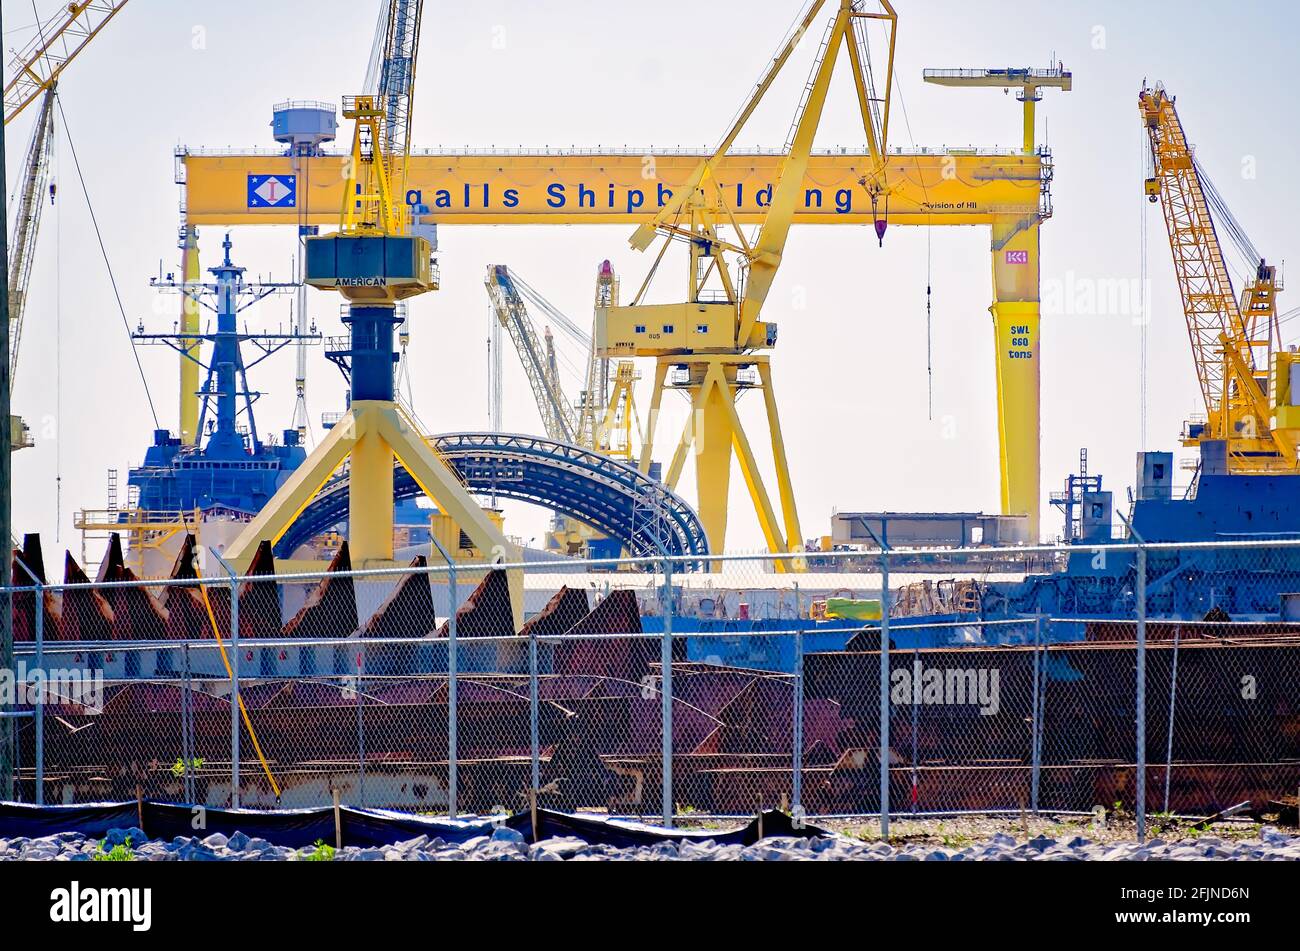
[4,0,1297,561]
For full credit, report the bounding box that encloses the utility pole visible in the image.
[1,2,17,801]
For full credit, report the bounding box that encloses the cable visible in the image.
[55,94,160,429]
[195,569,282,802]
[926,225,933,420]
[1139,128,1149,452]
[888,56,936,418]
[54,89,63,542]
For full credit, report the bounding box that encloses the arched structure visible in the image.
[276,432,710,562]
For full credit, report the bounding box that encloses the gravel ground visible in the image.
[2,819,1299,861]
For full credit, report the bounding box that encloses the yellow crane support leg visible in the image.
[224,402,524,629]
[223,407,361,565]
[180,226,202,446]
[756,359,803,563]
[639,360,670,477]
[990,215,1042,540]
[641,355,800,568]
[694,364,735,563]
[349,420,396,563]
[376,405,523,629]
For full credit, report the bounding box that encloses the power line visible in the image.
[55,94,160,429]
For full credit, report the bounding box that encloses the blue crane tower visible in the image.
[129,234,320,515]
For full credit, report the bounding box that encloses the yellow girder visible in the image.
[179,150,1040,228]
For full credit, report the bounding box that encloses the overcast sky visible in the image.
[4,0,1297,562]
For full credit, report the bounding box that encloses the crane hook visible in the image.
[871,192,888,247]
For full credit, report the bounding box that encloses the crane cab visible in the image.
[596,302,775,357]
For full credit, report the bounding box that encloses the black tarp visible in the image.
[0,800,826,850]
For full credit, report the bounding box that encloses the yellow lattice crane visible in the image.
[598,0,896,563]
[5,1,131,452]
[224,0,521,622]
[588,261,642,462]
[486,261,642,458]
[1140,83,1298,472]
[486,261,644,556]
[3,1,128,123]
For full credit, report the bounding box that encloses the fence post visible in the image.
[661,555,674,828]
[182,643,194,804]
[229,574,240,810]
[529,623,539,795]
[447,561,458,820]
[1135,543,1147,842]
[34,582,44,806]
[357,643,366,808]
[1163,624,1181,814]
[879,548,891,839]
[1030,614,1042,815]
[0,583,11,802]
[792,627,804,821]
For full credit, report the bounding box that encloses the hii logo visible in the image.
[49,883,152,932]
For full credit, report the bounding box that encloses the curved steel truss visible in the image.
[276,431,710,562]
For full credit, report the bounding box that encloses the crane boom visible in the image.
[1141,84,1242,414]
[485,262,642,459]
[374,0,422,211]
[7,88,56,394]
[1140,83,1295,470]
[6,3,131,453]
[484,266,579,444]
[3,1,129,124]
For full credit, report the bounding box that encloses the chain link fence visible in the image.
[4,539,1300,839]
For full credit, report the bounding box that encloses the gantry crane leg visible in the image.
[756,359,804,559]
[641,354,800,568]
[639,360,671,476]
[990,214,1042,540]
[223,408,360,563]
[179,226,202,446]
[225,401,523,628]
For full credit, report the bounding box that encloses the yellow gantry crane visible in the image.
[223,0,522,622]
[1140,83,1299,472]
[5,1,131,452]
[922,66,1070,527]
[598,0,897,564]
[177,6,1070,541]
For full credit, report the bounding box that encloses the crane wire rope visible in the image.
[54,88,62,540]
[1140,126,1149,451]
[54,94,159,429]
[886,52,933,418]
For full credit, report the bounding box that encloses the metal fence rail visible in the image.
[4,539,1300,840]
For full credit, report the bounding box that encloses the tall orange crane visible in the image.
[1140,83,1299,472]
